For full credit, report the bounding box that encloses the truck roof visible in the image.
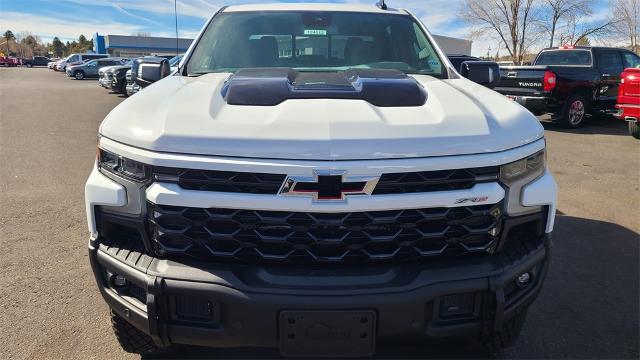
[223,3,406,14]
[539,46,627,52]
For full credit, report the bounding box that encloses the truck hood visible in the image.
[100,73,544,160]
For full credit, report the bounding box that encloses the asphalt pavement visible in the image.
[0,67,638,359]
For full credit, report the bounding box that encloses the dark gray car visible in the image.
[66,57,127,80]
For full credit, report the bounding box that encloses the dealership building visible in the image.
[92,33,193,57]
[91,33,471,58]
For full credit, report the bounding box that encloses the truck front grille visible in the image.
[147,202,503,265]
[153,167,498,195]
[154,167,287,194]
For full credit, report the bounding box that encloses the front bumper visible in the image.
[616,104,640,122]
[507,95,555,115]
[99,77,111,88]
[110,78,126,92]
[89,216,551,350]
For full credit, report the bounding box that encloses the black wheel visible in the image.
[557,94,587,128]
[629,121,640,139]
[74,70,85,80]
[26,63,32,68]
[480,310,527,356]
[110,310,160,354]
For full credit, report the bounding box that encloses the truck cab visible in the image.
[495,46,640,128]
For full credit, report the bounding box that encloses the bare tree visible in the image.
[541,0,593,47]
[553,12,613,46]
[461,0,540,64]
[610,0,640,53]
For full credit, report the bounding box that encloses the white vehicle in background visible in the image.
[86,2,557,357]
[54,53,108,72]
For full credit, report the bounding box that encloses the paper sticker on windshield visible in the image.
[428,60,441,67]
[304,29,327,36]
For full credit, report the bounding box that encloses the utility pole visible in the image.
[174,0,179,56]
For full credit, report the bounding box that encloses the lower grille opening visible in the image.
[147,202,504,265]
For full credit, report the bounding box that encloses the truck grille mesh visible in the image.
[147,202,503,265]
[373,167,498,194]
[154,167,287,194]
[153,167,498,195]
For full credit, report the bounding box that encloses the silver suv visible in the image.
[67,57,127,80]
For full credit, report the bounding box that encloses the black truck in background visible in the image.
[21,56,52,67]
[494,46,640,128]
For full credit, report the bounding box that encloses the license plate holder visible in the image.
[279,310,376,358]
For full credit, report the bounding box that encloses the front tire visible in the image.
[74,70,85,80]
[26,63,33,68]
[110,310,161,354]
[557,94,587,128]
[629,121,640,139]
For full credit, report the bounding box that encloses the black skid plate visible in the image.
[279,310,376,358]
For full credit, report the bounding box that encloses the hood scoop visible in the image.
[221,68,427,107]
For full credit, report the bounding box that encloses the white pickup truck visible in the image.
[85,2,557,357]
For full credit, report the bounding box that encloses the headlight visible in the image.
[98,148,150,182]
[500,149,546,216]
[500,150,545,185]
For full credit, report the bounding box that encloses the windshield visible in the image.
[186,11,445,77]
[535,50,592,66]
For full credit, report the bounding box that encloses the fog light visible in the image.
[111,274,128,288]
[517,272,531,286]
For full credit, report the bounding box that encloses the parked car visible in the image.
[0,56,20,67]
[447,54,481,72]
[124,69,139,96]
[22,56,51,67]
[67,57,127,80]
[99,60,132,89]
[616,67,640,139]
[55,53,109,72]
[107,60,135,94]
[121,55,183,96]
[47,58,60,69]
[494,46,640,128]
[86,3,557,357]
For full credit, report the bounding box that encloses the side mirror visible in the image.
[460,61,500,88]
[132,57,170,88]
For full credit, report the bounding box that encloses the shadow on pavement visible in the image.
[540,114,629,137]
[142,214,639,360]
[504,214,639,359]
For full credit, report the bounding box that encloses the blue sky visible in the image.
[1,0,611,56]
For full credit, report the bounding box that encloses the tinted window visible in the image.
[596,50,624,75]
[187,11,445,77]
[623,52,640,68]
[535,50,592,65]
[448,56,480,72]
